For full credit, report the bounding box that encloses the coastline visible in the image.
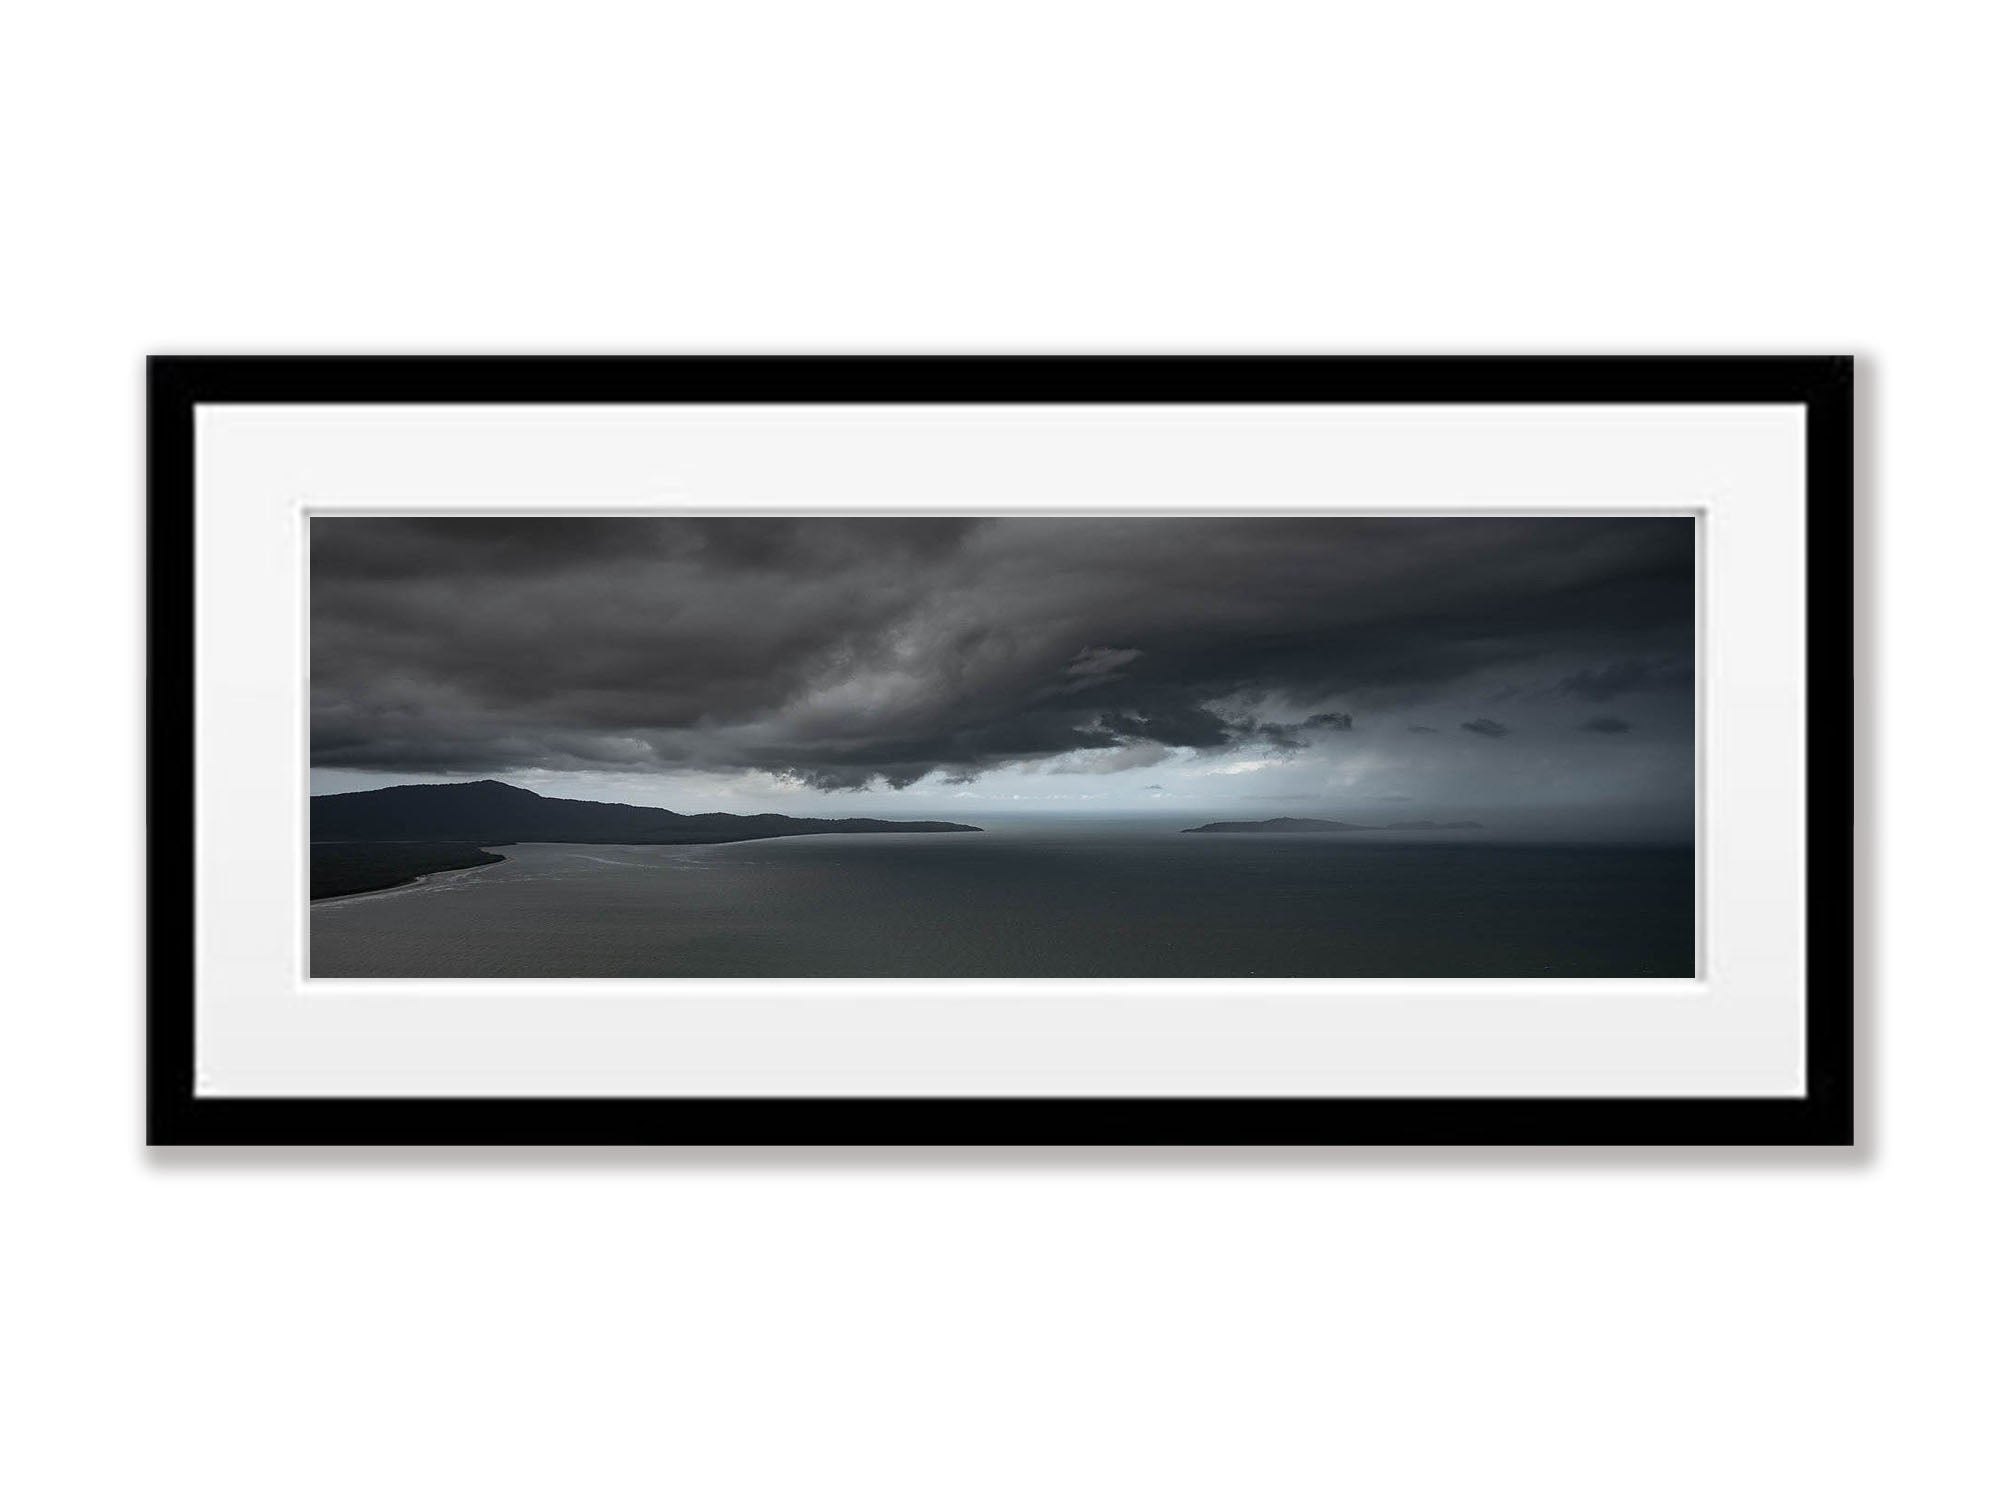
[310,841,511,901]
[309,826,988,901]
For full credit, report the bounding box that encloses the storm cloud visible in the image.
[312,517,1696,803]
[1558,655,1693,702]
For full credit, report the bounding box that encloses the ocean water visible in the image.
[309,828,1695,979]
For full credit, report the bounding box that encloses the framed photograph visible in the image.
[149,356,1853,1145]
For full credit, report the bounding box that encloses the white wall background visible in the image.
[0,3,1985,1496]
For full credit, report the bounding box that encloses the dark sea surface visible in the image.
[309,828,1695,979]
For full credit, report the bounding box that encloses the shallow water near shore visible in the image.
[308,828,1694,979]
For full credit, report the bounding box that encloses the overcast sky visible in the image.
[311,516,1696,839]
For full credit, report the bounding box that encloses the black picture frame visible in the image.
[148,355,1854,1146]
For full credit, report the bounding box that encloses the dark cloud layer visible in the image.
[312,516,1695,791]
[1558,656,1693,702]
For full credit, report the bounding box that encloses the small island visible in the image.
[312,780,982,899]
[1183,816,1485,834]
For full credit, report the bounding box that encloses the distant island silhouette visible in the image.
[1183,816,1486,834]
[311,779,981,899]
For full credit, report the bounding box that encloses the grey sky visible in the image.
[311,516,1696,839]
